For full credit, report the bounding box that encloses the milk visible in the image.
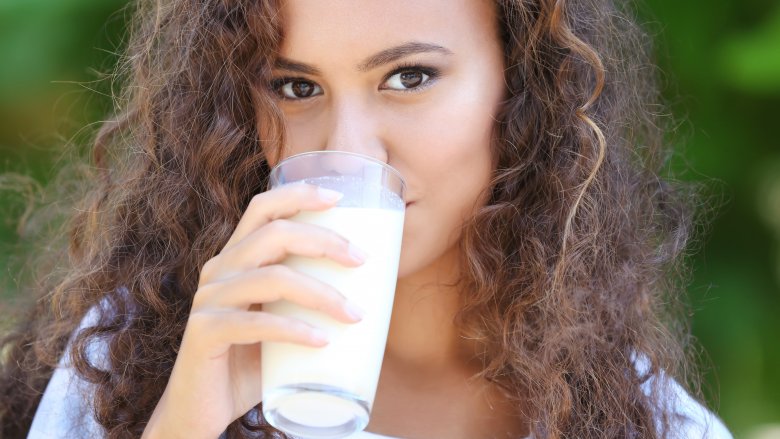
[261,206,405,423]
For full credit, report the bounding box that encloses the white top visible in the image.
[29,303,733,439]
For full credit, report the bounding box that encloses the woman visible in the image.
[0,0,732,437]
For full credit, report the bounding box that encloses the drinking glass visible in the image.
[262,151,406,438]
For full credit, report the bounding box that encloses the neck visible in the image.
[371,248,530,439]
[385,247,479,376]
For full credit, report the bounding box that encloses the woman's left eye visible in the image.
[381,67,439,92]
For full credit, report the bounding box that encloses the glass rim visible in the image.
[270,150,406,190]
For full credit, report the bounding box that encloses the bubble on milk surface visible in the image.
[300,175,405,211]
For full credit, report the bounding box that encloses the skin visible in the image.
[145,1,527,438]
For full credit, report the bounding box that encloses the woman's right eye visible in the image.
[270,78,323,100]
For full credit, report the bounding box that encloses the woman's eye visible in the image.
[272,79,323,100]
[382,69,433,91]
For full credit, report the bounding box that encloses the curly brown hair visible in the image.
[0,0,703,437]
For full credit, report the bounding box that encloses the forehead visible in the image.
[278,0,500,59]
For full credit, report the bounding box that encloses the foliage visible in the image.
[0,0,778,436]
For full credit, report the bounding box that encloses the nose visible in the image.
[322,96,388,164]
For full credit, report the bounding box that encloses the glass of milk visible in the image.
[262,151,406,438]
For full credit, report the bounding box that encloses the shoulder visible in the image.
[27,292,127,438]
[649,376,733,439]
[635,354,733,439]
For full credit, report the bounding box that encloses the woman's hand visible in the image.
[142,184,366,439]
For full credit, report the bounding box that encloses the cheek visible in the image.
[394,87,498,278]
[398,65,499,175]
[403,84,496,195]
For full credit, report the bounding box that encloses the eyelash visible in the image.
[269,62,441,101]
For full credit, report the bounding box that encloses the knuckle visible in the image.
[253,268,284,302]
[293,182,318,198]
[266,218,291,235]
[263,264,293,281]
[248,192,266,209]
[250,312,308,341]
[250,311,280,330]
[329,231,350,252]
[192,282,217,309]
[187,311,214,332]
[199,257,218,283]
[325,284,346,302]
[287,319,312,335]
[301,278,337,305]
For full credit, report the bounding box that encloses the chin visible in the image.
[395,239,459,281]
[395,249,419,279]
[395,242,433,280]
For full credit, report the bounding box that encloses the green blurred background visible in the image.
[0,0,778,437]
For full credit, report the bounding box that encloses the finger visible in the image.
[187,310,329,359]
[192,265,363,323]
[223,183,344,252]
[200,219,367,283]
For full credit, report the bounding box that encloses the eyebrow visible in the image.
[274,41,452,76]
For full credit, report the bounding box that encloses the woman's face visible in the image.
[265,0,506,278]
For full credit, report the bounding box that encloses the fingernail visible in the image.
[348,243,368,263]
[310,328,329,345]
[343,302,365,321]
[318,188,344,203]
